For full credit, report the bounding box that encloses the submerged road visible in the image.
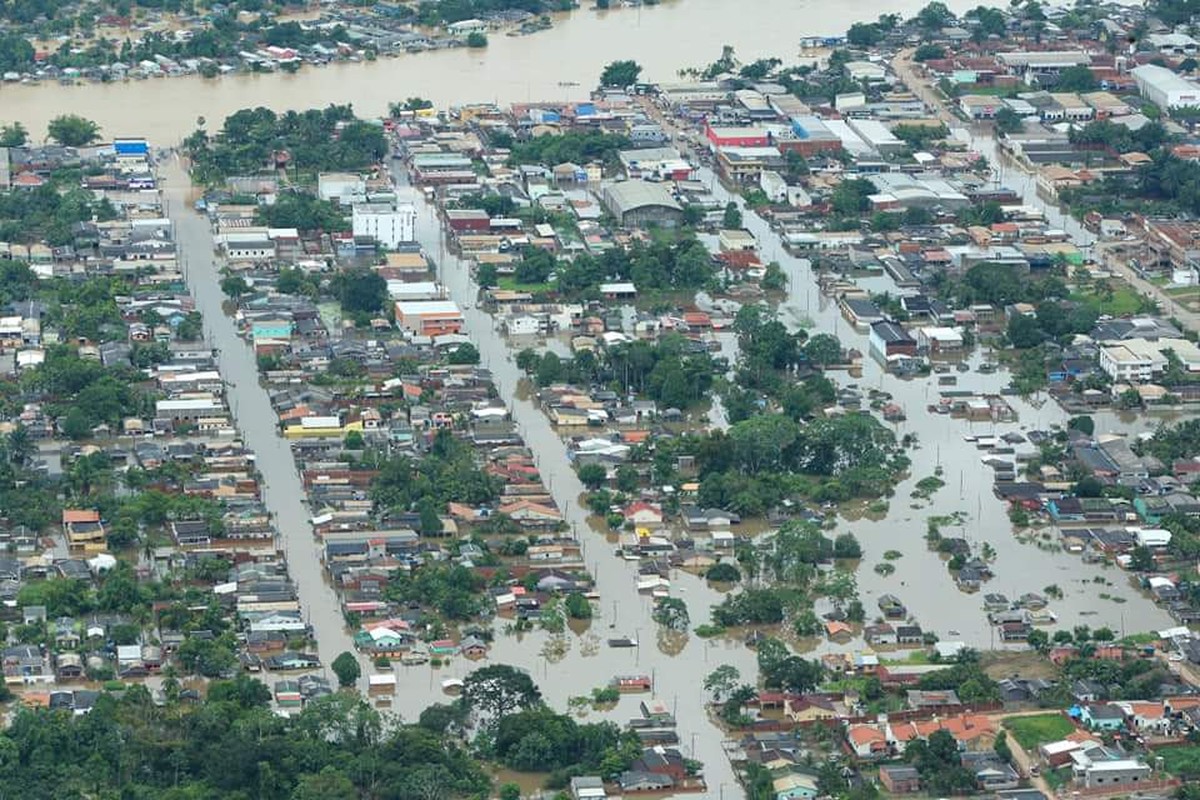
[162,159,360,685]
[387,157,752,797]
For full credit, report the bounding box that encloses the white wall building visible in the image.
[317,172,366,203]
[1130,64,1200,109]
[352,203,417,249]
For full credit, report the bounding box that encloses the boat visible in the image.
[557,80,580,86]
[608,637,639,648]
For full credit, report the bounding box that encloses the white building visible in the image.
[352,203,417,249]
[1099,337,1200,382]
[317,172,366,203]
[1130,64,1200,109]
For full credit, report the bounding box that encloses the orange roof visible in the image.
[899,714,994,743]
[848,726,888,745]
[825,621,853,636]
[62,509,100,524]
[1124,701,1163,718]
[621,430,651,444]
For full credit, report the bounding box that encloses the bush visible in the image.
[705,562,742,582]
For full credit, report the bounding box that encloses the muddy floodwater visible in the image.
[0,0,984,143]
[137,7,1195,792]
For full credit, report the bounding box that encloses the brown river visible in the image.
[3,0,979,144]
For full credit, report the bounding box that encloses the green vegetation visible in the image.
[600,59,642,87]
[1159,745,1200,778]
[518,332,720,410]
[331,650,361,688]
[1003,713,1076,749]
[0,682,491,799]
[509,130,630,167]
[47,114,101,147]
[185,106,387,185]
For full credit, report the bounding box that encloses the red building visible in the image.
[704,122,771,148]
[445,209,491,232]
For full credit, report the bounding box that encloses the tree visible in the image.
[722,202,743,229]
[1068,415,1095,436]
[994,107,1025,136]
[293,767,358,800]
[1006,313,1044,348]
[331,651,360,688]
[220,275,250,299]
[578,463,608,490]
[705,562,742,582]
[803,333,842,365]
[761,655,824,693]
[564,593,593,620]
[600,59,642,87]
[1027,629,1050,653]
[0,122,27,147]
[914,44,946,61]
[1129,545,1156,572]
[462,664,542,720]
[47,114,101,147]
[334,269,387,314]
[652,597,690,631]
[703,664,740,701]
[466,32,487,47]
[1055,64,1099,92]
[1075,476,1104,497]
[834,533,863,559]
[476,262,499,288]
[846,22,884,47]
[448,343,480,365]
[343,430,365,450]
[615,464,639,493]
[916,1,954,30]
[418,497,443,536]
[994,730,1013,764]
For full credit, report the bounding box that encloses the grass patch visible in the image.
[1003,713,1076,749]
[1158,744,1200,778]
[1070,284,1148,317]
[1043,766,1071,790]
[497,277,554,293]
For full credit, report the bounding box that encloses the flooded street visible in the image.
[162,160,361,682]
[1,0,982,144]
[128,6,1191,791]
[694,152,1178,646]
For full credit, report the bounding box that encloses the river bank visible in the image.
[0,0,981,144]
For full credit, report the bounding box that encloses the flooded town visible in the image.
[6,0,1200,799]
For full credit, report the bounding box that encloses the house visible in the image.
[864,623,898,646]
[3,645,53,685]
[879,765,921,793]
[869,321,917,359]
[631,746,687,781]
[63,509,105,552]
[1073,753,1151,790]
[846,724,889,758]
[623,501,664,527]
[773,771,820,799]
[394,300,464,337]
[602,182,684,228]
[569,775,607,800]
[619,771,673,792]
[1080,703,1125,731]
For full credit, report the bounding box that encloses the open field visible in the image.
[1003,713,1076,749]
